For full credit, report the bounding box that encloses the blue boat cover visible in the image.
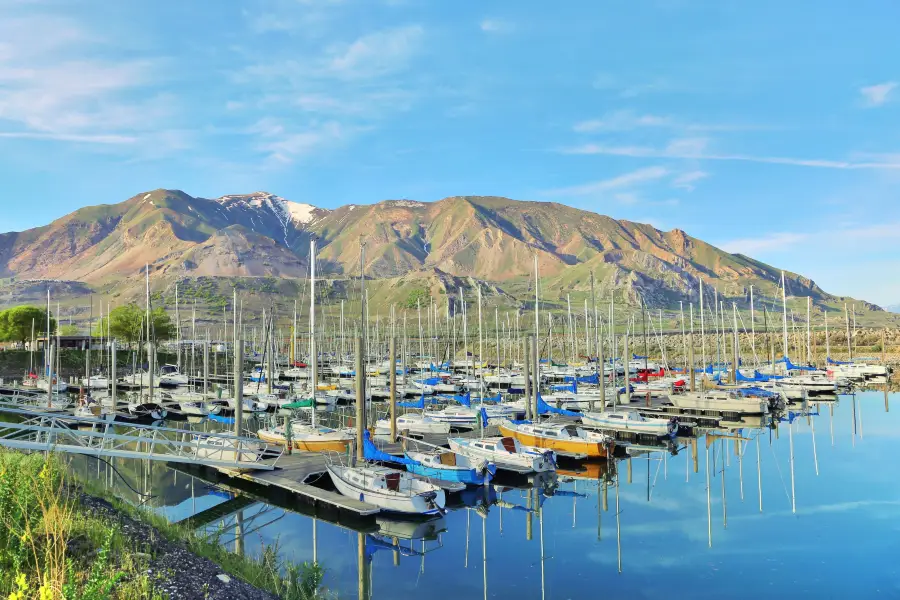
[363,430,420,466]
[537,394,581,417]
[398,394,426,409]
[776,357,816,371]
[552,383,577,393]
[827,357,851,365]
[736,387,777,398]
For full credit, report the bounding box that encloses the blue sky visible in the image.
[1,1,899,304]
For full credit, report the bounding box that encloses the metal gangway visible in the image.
[0,407,283,470]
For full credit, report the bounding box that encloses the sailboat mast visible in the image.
[533,254,540,385]
[781,272,789,361]
[310,238,318,426]
[750,285,755,358]
[699,278,706,376]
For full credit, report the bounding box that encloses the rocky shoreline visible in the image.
[77,492,279,600]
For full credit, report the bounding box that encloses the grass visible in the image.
[77,475,326,600]
[0,450,326,600]
[0,449,167,600]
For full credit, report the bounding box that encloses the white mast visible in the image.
[806,296,812,365]
[310,237,317,426]
[781,272,788,362]
[750,285,755,358]
[699,278,706,376]
[533,254,540,383]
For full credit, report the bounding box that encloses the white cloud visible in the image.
[859,82,897,107]
[543,166,669,197]
[720,223,900,256]
[250,118,350,164]
[573,111,669,132]
[327,25,424,79]
[479,19,513,33]
[720,232,810,255]
[560,139,900,170]
[671,170,708,191]
[0,12,174,148]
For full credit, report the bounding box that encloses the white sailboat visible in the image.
[448,436,555,473]
[327,464,446,515]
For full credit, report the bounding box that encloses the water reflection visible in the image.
[71,389,900,599]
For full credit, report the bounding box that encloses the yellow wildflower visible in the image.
[39,582,53,600]
[14,573,26,591]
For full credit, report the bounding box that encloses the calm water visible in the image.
[77,389,900,599]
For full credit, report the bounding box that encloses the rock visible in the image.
[216,574,231,584]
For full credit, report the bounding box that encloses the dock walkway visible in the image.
[199,426,500,517]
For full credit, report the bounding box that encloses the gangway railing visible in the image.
[0,407,282,470]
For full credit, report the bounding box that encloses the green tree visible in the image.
[59,324,80,336]
[0,306,56,344]
[403,288,430,309]
[95,304,174,346]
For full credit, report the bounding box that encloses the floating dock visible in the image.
[176,427,499,517]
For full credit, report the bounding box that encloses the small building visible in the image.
[34,336,103,351]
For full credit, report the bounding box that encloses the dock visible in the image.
[178,426,500,517]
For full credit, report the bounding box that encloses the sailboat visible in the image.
[498,420,614,458]
[257,421,354,452]
[405,449,497,486]
[374,413,451,435]
[327,463,447,515]
[581,409,677,438]
[448,436,556,473]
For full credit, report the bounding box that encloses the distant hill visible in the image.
[0,189,886,321]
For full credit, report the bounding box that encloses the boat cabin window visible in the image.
[608,414,624,419]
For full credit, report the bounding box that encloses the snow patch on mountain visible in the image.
[215,191,321,247]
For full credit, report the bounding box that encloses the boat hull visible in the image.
[498,424,610,458]
[327,466,445,514]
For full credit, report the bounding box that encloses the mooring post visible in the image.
[203,341,209,397]
[524,336,532,420]
[147,340,155,403]
[597,323,605,410]
[623,335,630,404]
[389,337,398,441]
[355,336,366,462]
[532,334,540,419]
[234,338,244,437]
[689,333,695,392]
[111,340,117,400]
[47,342,54,408]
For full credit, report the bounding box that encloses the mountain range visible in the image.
[0,189,886,321]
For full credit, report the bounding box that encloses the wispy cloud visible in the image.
[860,82,897,107]
[249,118,351,164]
[560,138,900,170]
[326,25,424,79]
[543,166,669,197]
[0,11,177,150]
[572,110,757,133]
[672,170,708,191]
[720,223,900,255]
[479,19,514,34]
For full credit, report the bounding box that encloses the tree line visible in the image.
[0,304,174,346]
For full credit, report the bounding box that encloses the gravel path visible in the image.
[77,493,280,600]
